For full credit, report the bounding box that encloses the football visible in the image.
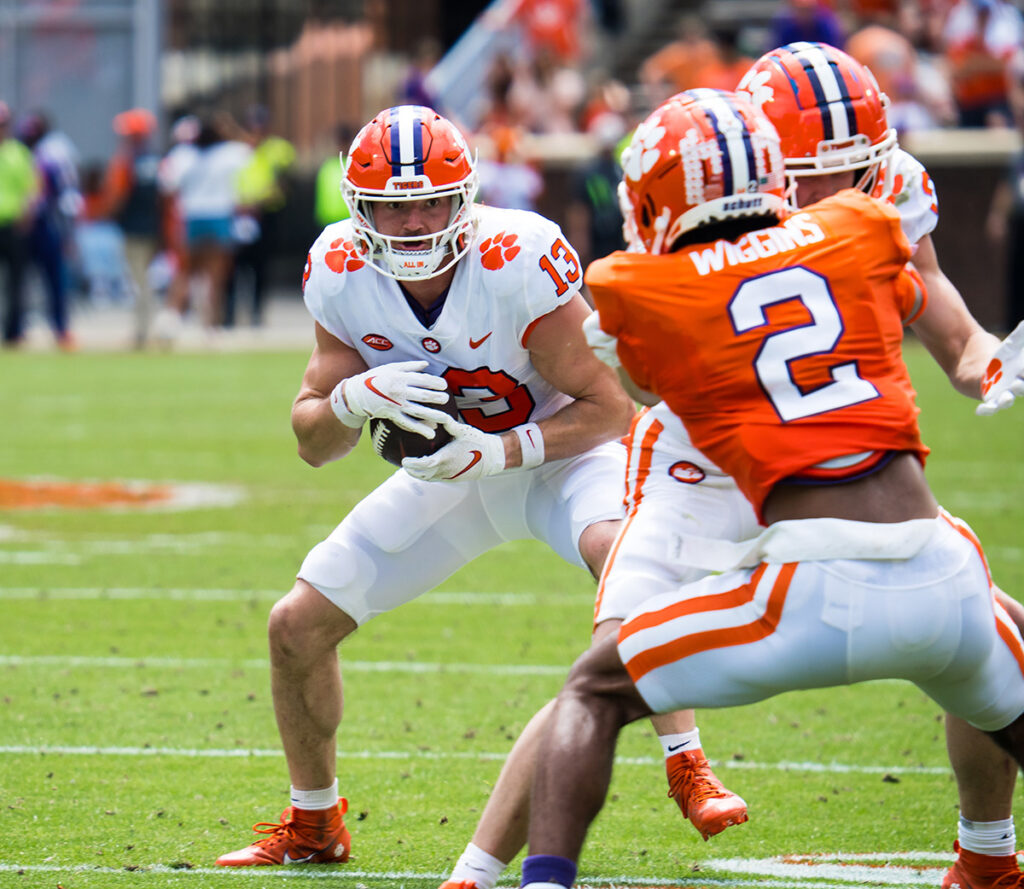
[368,389,459,466]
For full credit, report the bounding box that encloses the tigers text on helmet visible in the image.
[341,105,479,280]
[736,42,897,201]
[617,89,787,255]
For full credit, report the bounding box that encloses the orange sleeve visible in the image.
[586,255,656,393]
[897,264,928,325]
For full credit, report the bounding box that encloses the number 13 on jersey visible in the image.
[539,238,581,296]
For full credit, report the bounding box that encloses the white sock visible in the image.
[290,779,339,811]
[659,728,701,759]
[958,814,1016,857]
[448,842,507,889]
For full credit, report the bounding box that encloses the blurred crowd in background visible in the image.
[2,0,1024,350]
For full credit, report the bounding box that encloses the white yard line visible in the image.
[0,860,953,887]
[0,586,590,605]
[0,743,951,776]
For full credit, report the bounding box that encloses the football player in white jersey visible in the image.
[438,44,1024,889]
[213,104,639,868]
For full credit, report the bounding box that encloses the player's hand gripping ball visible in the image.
[369,388,459,466]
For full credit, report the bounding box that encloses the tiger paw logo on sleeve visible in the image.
[479,231,521,270]
[325,238,366,274]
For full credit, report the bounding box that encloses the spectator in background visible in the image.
[17,110,81,351]
[986,46,1024,330]
[518,0,588,63]
[942,0,1024,127]
[229,105,296,327]
[156,113,200,304]
[75,163,132,305]
[770,0,845,50]
[579,74,630,134]
[566,111,625,269]
[640,15,723,107]
[846,23,957,131]
[156,114,251,342]
[699,26,756,91]
[102,108,162,347]
[476,124,544,211]
[314,123,354,230]
[398,38,444,111]
[509,47,587,134]
[0,101,38,347]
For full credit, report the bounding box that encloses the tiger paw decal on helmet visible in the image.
[325,238,366,274]
[479,231,521,270]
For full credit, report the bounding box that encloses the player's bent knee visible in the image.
[986,710,1024,769]
[579,519,623,579]
[563,634,652,726]
[268,581,357,662]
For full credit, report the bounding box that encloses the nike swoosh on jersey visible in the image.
[448,450,482,479]
[469,332,493,349]
[365,377,400,405]
[282,851,317,864]
[666,740,692,752]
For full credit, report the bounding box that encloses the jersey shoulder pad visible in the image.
[470,205,583,314]
[811,190,910,264]
[887,148,938,244]
[302,220,364,325]
[471,205,566,266]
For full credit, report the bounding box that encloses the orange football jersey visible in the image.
[586,189,929,521]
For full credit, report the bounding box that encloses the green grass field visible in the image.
[1,340,1022,889]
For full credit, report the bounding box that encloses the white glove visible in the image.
[331,360,450,438]
[402,413,507,481]
[977,321,1024,416]
[582,311,621,368]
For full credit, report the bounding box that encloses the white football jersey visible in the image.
[302,204,584,433]
[884,147,939,246]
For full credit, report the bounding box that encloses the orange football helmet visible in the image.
[342,105,479,280]
[736,42,896,200]
[617,89,786,254]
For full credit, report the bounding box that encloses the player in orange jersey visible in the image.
[736,42,1024,889]
[515,89,1024,889]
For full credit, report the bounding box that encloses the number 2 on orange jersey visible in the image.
[729,267,880,422]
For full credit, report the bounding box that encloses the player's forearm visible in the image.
[523,390,635,465]
[292,395,361,467]
[951,329,1003,400]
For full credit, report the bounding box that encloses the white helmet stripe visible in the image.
[799,45,851,141]
[394,105,422,177]
[701,92,751,193]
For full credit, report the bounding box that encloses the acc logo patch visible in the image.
[421,337,441,353]
[480,231,521,270]
[362,334,393,351]
[669,460,705,484]
[325,238,366,274]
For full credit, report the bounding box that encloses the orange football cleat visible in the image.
[666,749,748,840]
[216,799,351,866]
[942,842,1024,889]
[438,881,480,889]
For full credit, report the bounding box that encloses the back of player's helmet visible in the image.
[341,105,479,280]
[617,89,787,254]
[736,42,897,202]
